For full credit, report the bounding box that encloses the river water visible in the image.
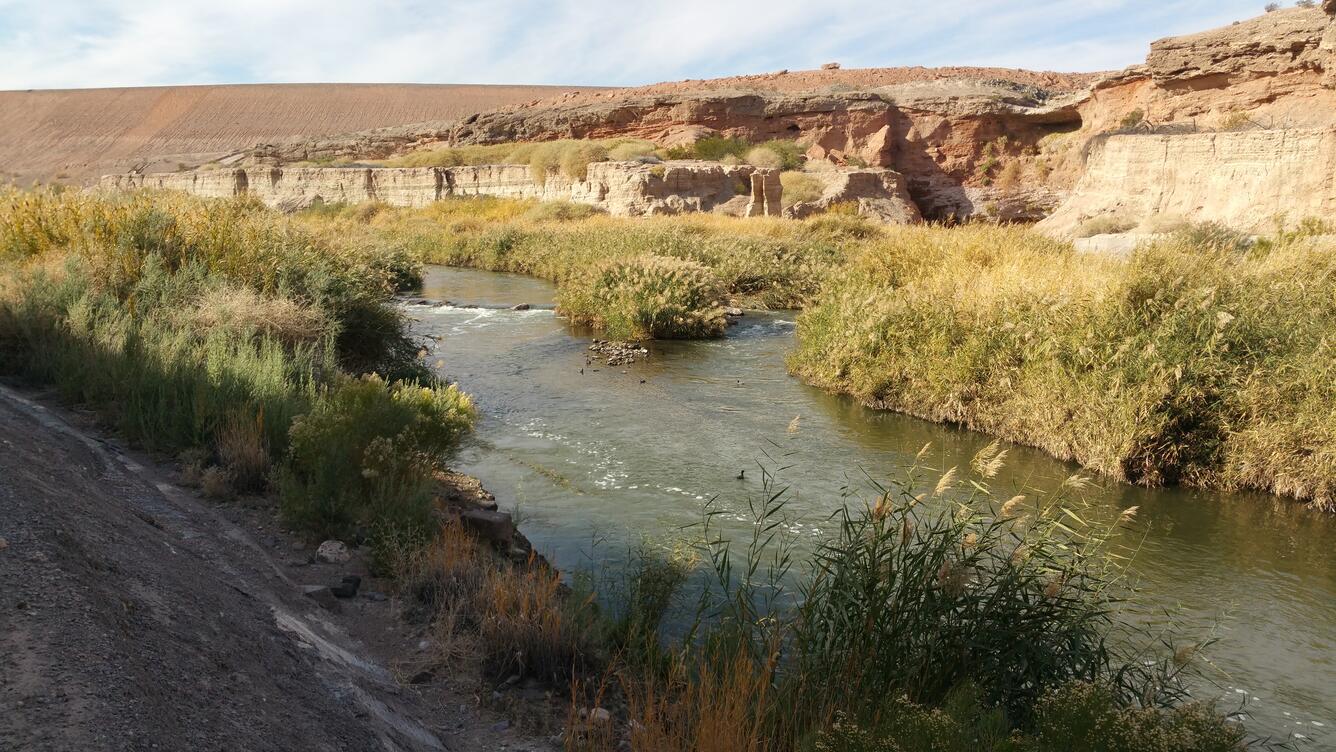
[411,266,1335,744]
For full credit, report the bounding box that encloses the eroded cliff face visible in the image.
[440,83,1084,221]
[1038,128,1336,235]
[1029,5,1336,237]
[1077,7,1336,134]
[117,7,1336,231]
[99,161,785,218]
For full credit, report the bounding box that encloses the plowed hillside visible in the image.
[0,83,600,185]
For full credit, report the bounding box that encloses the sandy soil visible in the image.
[0,384,560,752]
[0,83,600,186]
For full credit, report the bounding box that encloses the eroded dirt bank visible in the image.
[0,385,554,752]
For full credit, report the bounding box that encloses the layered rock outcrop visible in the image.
[1037,128,1336,236]
[99,161,782,218]
[1037,5,1336,236]
[784,168,921,224]
[439,85,1083,221]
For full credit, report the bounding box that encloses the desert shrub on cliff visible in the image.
[663,136,750,162]
[380,137,659,174]
[606,140,659,162]
[744,141,804,171]
[559,255,726,339]
[788,224,1336,509]
[745,145,784,170]
[1075,214,1138,237]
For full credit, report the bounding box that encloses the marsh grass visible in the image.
[297,197,876,339]
[0,188,476,549]
[788,224,1336,509]
[562,255,726,339]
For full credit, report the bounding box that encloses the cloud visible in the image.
[0,0,1274,90]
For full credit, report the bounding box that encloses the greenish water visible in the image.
[411,266,1335,745]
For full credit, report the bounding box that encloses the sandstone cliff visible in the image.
[99,161,785,218]
[1038,5,1336,236]
[1038,128,1336,236]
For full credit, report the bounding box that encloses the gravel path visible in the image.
[0,385,542,751]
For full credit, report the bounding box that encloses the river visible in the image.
[410,266,1335,745]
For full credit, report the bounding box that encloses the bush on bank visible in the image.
[560,255,726,339]
[0,189,474,547]
[552,462,1245,751]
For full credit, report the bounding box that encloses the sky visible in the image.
[0,0,1280,90]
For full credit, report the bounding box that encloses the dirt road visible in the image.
[0,385,553,751]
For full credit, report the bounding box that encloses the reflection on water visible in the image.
[412,266,1335,743]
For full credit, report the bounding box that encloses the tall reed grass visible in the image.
[297,198,875,338]
[556,459,1243,751]
[788,224,1336,510]
[0,188,475,548]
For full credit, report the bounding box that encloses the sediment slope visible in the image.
[0,83,597,186]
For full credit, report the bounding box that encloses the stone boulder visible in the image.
[783,168,922,224]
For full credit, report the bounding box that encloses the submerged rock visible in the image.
[589,340,649,366]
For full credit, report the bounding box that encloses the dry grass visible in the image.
[401,520,604,687]
[217,410,270,494]
[779,171,826,208]
[185,286,330,346]
[199,466,234,500]
[1075,214,1138,237]
[789,223,1336,508]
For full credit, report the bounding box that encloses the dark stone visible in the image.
[510,303,531,311]
[303,585,342,613]
[460,509,515,545]
[331,575,362,599]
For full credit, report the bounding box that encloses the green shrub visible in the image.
[1026,683,1245,752]
[664,136,751,162]
[560,255,726,340]
[759,140,805,170]
[280,374,474,545]
[815,683,1244,752]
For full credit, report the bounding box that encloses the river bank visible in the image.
[1,188,1319,749]
[412,265,1335,745]
[292,198,1336,511]
[0,382,556,751]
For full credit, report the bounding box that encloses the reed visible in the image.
[788,223,1336,509]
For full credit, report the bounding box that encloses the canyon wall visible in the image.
[1038,128,1336,235]
[99,161,786,218]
